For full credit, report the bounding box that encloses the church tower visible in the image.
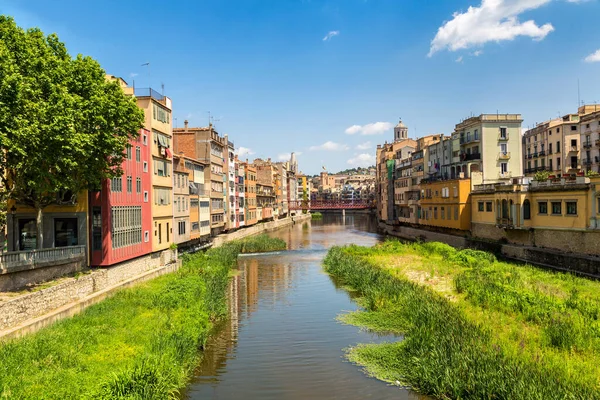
[394,119,408,142]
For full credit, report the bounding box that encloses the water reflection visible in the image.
[185,214,425,400]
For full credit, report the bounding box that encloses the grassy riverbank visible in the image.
[324,241,600,399]
[0,234,286,399]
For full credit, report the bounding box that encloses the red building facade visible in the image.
[89,128,152,266]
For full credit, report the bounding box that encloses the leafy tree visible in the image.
[0,16,144,249]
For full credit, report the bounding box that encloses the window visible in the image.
[500,143,507,154]
[571,125,577,131]
[441,207,445,219]
[126,176,132,193]
[178,221,186,235]
[486,202,492,212]
[557,157,561,169]
[191,222,199,231]
[523,200,531,220]
[551,202,561,215]
[154,188,171,205]
[153,103,170,123]
[478,202,484,212]
[92,207,102,251]
[111,206,142,249]
[143,134,148,145]
[111,177,122,192]
[538,202,548,214]
[136,178,141,194]
[556,141,560,153]
[144,231,149,242]
[54,218,78,247]
[571,139,577,148]
[136,146,141,162]
[549,143,552,153]
[144,191,149,202]
[155,159,170,177]
[143,161,148,173]
[566,201,577,215]
[158,223,162,244]
[166,223,169,243]
[501,163,508,174]
[126,146,132,160]
[499,127,507,138]
[454,206,459,220]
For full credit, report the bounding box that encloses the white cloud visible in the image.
[428,0,555,56]
[584,49,600,63]
[472,50,484,56]
[236,146,254,158]
[323,30,340,41]
[456,56,464,63]
[356,141,372,150]
[345,122,393,135]
[309,141,349,151]
[347,153,376,167]
[277,151,302,161]
[130,72,138,78]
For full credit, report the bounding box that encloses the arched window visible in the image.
[523,200,531,220]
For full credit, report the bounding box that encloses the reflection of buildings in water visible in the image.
[193,274,241,382]
[242,258,260,315]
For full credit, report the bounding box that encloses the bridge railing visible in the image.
[288,200,374,210]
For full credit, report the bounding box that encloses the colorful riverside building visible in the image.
[418,178,472,232]
[244,163,258,225]
[172,155,191,245]
[235,156,246,228]
[89,125,152,266]
[173,121,227,236]
[134,86,174,251]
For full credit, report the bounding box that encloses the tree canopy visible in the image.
[0,15,144,211]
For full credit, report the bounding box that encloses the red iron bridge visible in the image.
[289,200,374,211]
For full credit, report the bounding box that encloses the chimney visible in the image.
[184,120,189,131]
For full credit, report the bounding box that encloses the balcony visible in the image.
[498,152,511,160]
[498,172,512,179]
[584,158,592,166]
[569,146,578,153]
[0,245,86,274]
[134,88,165,101]
[539,150,546,156]
[583,142,593,149]
[527,154,533,159]
[498,133,509,141]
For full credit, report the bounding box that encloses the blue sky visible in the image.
[2,0,600,175]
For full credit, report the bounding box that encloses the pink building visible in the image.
[89,128,152,266]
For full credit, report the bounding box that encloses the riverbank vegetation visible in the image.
[324,240,600,399]
[311,212,323,220]
[0,234,286,399]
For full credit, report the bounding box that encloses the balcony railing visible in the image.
[498,152,511,160]
[498,133,509,141]
[584,158,592,165]
[569,146,578,153]
[134,88,164,101]
[460,153,481,161]
[583,142,592,149]
[0,245,86,272]
[498,172,512,179]
[539,150,546,156]
[527,154,532,159]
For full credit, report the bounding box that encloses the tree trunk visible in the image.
[36,206,43,250]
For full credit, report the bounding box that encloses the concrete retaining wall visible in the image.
[0,215,309,339]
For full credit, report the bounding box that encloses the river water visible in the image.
[185,214,423,400]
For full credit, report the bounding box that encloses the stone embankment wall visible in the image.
[380,222,600,278]
[0,214,310,339]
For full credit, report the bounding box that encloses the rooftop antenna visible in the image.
[161,83,164,96]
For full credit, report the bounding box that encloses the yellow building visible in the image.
[135,88,173,251]
[470,176,600,255]
[418,179,471,232]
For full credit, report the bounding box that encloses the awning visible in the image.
[157,134,168,148]
[165,148,172,158]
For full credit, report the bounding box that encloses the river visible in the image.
[184,213,423,399]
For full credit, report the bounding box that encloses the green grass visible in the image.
[311,212,323,220]
[0,234,286,399]
[324,240,600,399]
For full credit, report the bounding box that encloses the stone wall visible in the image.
[212,214,311,247]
